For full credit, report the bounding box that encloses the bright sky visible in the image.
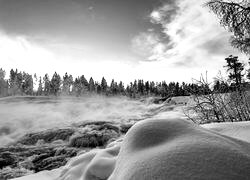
[0,0,247,84]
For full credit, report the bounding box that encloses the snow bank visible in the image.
[13,168,62,180]
[14,119,250,180]
[202,121,250,143]
[108,119,250,180]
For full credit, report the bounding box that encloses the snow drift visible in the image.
[16,118,250,180]
[108,119,250,180]
[9,95,250,180]
[202,121,250,143]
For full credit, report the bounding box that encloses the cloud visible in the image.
[132,0,246,67]
[0,31,58,75]
[150,1,179,24]
[131,32,167,61]
[0,32,143,84]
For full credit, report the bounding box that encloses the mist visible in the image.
[0,96,160,146]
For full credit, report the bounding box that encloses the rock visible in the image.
[120,123,134,133]
[0,167,33,180]
[75,121,121,133]
[16,128,75,145]
[69,129,119,148]
[0,152,17,168]
[0,144,80,178]
[152,97,170,104]
[0,121,125,179]
[69,121,122,148]
[32,155,69,172]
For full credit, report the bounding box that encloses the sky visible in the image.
[0,0,248,84]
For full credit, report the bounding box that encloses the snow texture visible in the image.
[14,119,250,180]
[109,119,250,180]
[13,168,61,180]
[202,121,250,143]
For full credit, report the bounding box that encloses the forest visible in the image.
[0,55,249,99]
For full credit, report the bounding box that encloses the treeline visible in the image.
[0,68,206,98]
[0,55,249,99]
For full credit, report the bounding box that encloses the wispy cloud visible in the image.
[131,32,167,61]
[132,0,246,67]
[150,1,179,24]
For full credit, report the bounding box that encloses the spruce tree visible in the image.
[43,74,51,95]
[225,55,244,88]
[80,75,89,94]
[22,72,33,95]
[89,77,95,93]
[50,72,61,96]
[101,77,108,93]
[37,76,43,96]
[0,68,7,97]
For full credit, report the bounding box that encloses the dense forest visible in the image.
[0,55,249,99]
[0,67,198,98]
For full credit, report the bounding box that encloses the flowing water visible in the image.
[0,96,179,146]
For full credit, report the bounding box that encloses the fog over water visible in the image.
[0,96,165,146]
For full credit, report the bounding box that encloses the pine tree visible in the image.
[118,81,124,95]
[73,77,81,96]
[96,84,102,94]
[174,82,180,96]
[9,69,17,95]
[149,81,155,95]
[89,77,95,93]
[22,72,33,95]
[9,69,23,95]
[43,74,50,96]
[110,79,115,95]
[33,73,38,93]
[0,68,8,97]
[37,76,43,96]
[101,77,108,93]
[138,80,144,95]
[62,73,73,95]
[225,55,244,88]
[16,71,23,93]
[50,72,61,96]
[80,75,89,94]
[145,81,150,95]
[62,72,69,94]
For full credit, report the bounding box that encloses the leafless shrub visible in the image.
[184,73,250,124]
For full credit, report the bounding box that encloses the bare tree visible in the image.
[184,72,250,124]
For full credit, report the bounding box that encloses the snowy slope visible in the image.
[108,119,250,180]
[13,168,62,180]
[14,119,250,180]
[202,121,250,143]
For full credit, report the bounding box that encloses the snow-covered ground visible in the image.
[202,121,250,143]
[13,168,61,180]
[15,120,250,180]
[12,96,250,180]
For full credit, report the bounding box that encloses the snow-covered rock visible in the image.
[57,142,121,180]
